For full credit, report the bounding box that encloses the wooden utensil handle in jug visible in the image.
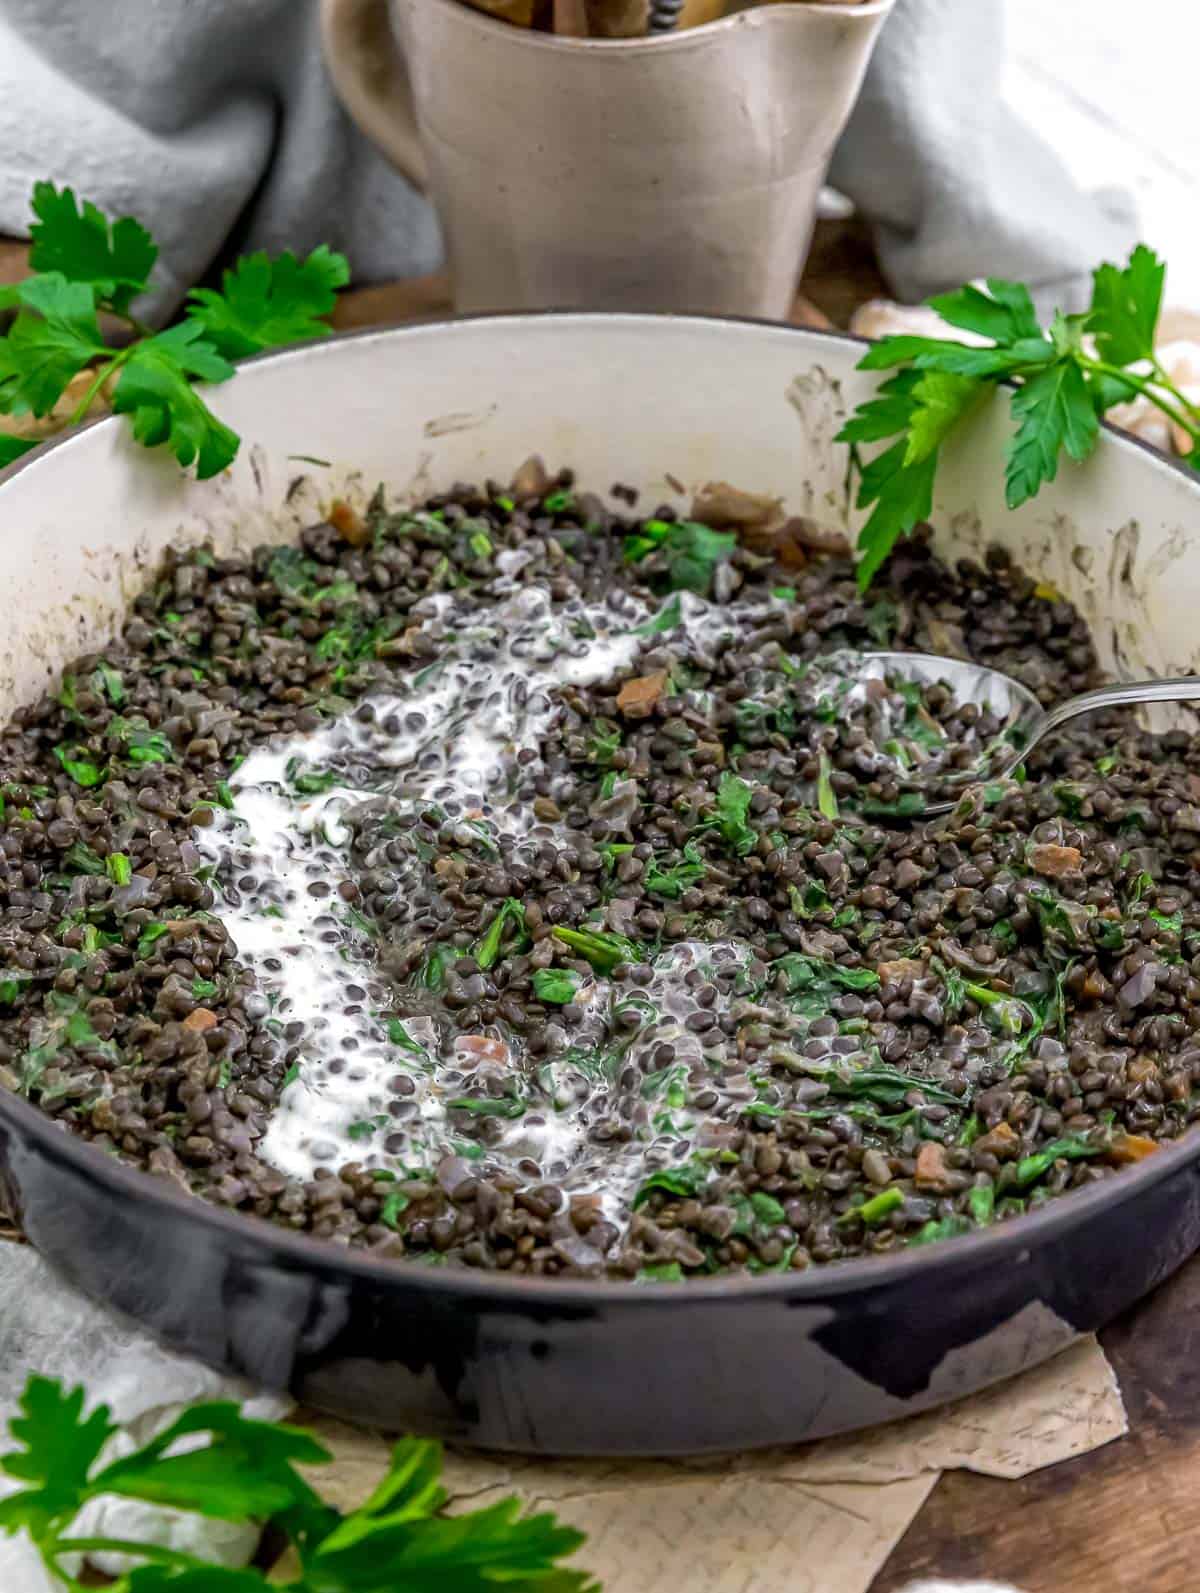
[320,0,429,189]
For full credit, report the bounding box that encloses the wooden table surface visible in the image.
[3,215,1191,1593]
[878,1254,1200,1591]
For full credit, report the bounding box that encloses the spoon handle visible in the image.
[1036,676,1200,744]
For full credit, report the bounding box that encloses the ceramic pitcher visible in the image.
[321,0,893,317]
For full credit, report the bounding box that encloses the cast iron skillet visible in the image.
[1,318,1198,1454]
[2,1081,1198,1454]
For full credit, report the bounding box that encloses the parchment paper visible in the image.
[297,1334,1125,1593]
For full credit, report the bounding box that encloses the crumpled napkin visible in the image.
[0,1243,289,1589]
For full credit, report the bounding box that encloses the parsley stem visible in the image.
[52,1535,212,1569]
[1150,353,1200,416]
[69,348,134,427]
[1079,356,1200,450]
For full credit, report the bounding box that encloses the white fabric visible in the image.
[900,1584,1027,1592]
[0,0,1133,318]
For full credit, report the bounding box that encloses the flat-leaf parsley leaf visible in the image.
[0,183,350,480]
[838,245,1200,588]
[0,1373,598,1592]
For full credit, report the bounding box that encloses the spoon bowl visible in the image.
[858,652,1200,816]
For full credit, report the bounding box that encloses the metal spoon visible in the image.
[854,651,1200,817]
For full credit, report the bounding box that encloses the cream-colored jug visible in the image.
[321,0,893,317]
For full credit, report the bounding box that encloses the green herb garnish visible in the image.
[962,980,1036,1037]
[108,717,174,765]
[821,1061,961,1110]
[632,593,684,637]
[347,1116,388,1141]
[94,661,125,706]
[136,922,170,959]
[748,1192,787,1225]
[385,1018,426,1057]
[789,880,832,918]
[53,745,104,788]
[968,1183,996,1224]
[1028,885,1089,953]
[0,182,349,476]
[448,1096,526,1119]
[287,761,341,796]
[632,1162,711,1208]
[379,1189,410,1230]
[958,1113,981,1145]
[837,1187,903,1227]
[0,1373,593,1591]
[62,842,106,876]
[422,946,449,991]
[774,954,880,998]
[910,1215,973,1245]
[19,989,119,1091]
[643,840,706,900]
[838,246,1200,589]
[815,752,839,820]
[1014,1135,1103,1189]
[532,968,582,1005]
[105,852,132,886]
[475,897,527,970]
[584,719,621,766]
[707,771,757,856]
[552,925,642,974]
[623,518,737,595]
[638,1262,685,1282]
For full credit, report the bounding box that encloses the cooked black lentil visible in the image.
[1,462,1197,1283]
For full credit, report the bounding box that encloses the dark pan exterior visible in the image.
[1,1086,1196,1454]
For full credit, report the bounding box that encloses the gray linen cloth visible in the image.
[0,0,1134,317]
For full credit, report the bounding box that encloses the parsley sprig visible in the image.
[0,1374,596,1591]
[839,245,1200,589]
[0,183,349,477]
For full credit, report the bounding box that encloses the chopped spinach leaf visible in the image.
[475,898,527,970]
[643,840,706,900]
[707,771,757,856]
[532,968,582,1005]
[552,924,642,974]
